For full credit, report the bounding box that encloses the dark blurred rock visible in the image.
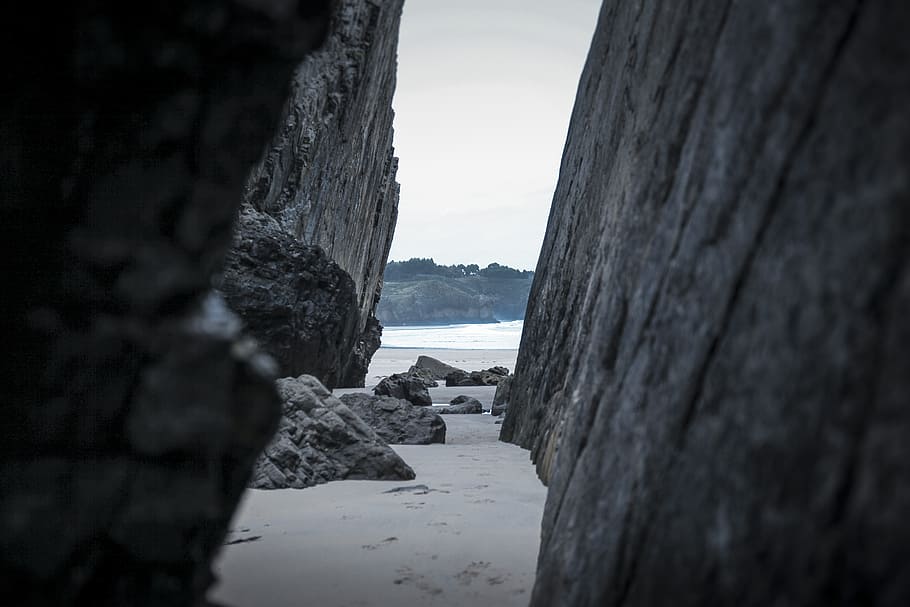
[373,373,432,406]
[226,0,404,388]
[0,2,333,604]
[500,2,910,606]
[436,396,483,415]
[252,376,415,488]
[491,375,512,417]
[339,393,446,445]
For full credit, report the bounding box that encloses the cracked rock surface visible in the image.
[222,0,404,388]
[252,376,415,489]
[500,1,910,605]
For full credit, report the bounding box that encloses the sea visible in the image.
[381,320,524,350]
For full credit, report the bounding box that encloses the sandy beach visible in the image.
[364,347,519,387]
[211,413,544,607]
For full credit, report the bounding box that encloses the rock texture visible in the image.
[373,373,432,406]
[445,367,509,387]
[252,377,415,489]
[436,396,483,415]
[502,2,910,606]
[0,2,332,604]
[491,375,512,417]
[219,207,362,388]
[411,355,465,380]
[339,393,447,445]
[222,0,404,388]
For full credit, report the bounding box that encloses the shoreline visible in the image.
[364,347,519,388]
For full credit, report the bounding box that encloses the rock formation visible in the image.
[221,0,403,388]
[374,373,433,406]
[410,355,465,380]
[491,375,512,417]
[501,1,910,605]
[436,396,484,415]
[0,2,333,604]
[252,377,415,489]
[339,393,447,445]
[445,367,509,387]
[220,207,362,388]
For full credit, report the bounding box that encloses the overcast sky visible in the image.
[388,0,602,271]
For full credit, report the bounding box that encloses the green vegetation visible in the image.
[377,258,534,326]
[383,258,534,281]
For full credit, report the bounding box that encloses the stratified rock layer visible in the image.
[252,377,415,489]
[225,0,404,387]
[0,2,332,604]
[501,2,910,606]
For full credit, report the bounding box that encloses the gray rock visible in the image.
[491,375,513,417]
[252,376,414,489]
[405,365,440,387]
[374,373,433,406]
[229,0,405,388]
[220,207,362,389]
[436,396,483,415]
[413,355,465,380]
[501,2,910,606]
[0,3,334,604]
[445,367,509,387]
[340,393,446,445]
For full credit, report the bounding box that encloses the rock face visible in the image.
[0,2,333,604]
[491,375,512,417]
[222,0,404,388]
[436,396,483,415]
[339,393,447,445]
[252,377,415,489]
[374,373,433,406]
[501,2,910,606]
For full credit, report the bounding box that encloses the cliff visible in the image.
[501,1,910,605]
[221,0,403,387]
[0,2,332,604]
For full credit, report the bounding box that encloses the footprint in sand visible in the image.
[455,561,490,585]
[393,566,443,596]
[361,537,398,550]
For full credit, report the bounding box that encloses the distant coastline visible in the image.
[377,258,533,326]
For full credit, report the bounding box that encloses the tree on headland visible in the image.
[384,258,532,282]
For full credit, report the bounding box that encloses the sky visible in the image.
[388,0,602,271]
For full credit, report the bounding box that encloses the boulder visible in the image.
[405,365,440,388]
[220,207,362,389]
[374,373,432,406]
[412,355,465,380]
[491,375,513,417]
[340,393,446,445]
[252,376,415,489]
[436,395,483,415]
[445,367,510,387]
